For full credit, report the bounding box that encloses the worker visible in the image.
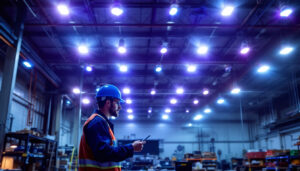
[79,84,145,171]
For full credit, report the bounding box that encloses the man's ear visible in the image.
[105,99,111,106]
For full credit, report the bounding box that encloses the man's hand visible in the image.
[132,140,146,152]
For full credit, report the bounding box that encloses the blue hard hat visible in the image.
[96,84,124,103]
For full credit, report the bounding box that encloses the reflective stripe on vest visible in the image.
[79,113,121,171]
[79,159,121,169]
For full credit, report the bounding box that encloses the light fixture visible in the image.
[231,88,241,94]
[186,109,190,113]
[150,89,156,95]
[203,89,209,95]
[118,39,126,54]
[128,114,134,120]
[217,98,225,104]
[193,114,203,121]
[165,108,171,113]
[123,88,130,94]
[221,6,234,16]
[126,98,132,104]
[82,98,90,104]
[78,45,89,54]
[119,65,128,72]
[257,65,270,73]
[86,66,93,72]
[240,47,250,55]
[193,99,199,105]
[188,123,192,127]
[118,47,126,54]
[160,47,168,54]
[66,100,71,105]
[169,4,178,16]
[155,65,162,72]
[148,107,152,113]
[96,87,100,92]
[176,88,184,94]
[23,61,32,68]
[170,98,177,104]
[111,116,116,120]
[197,45,208,55]
[280,8,293,17]
[187,65,197,72]
[127,109,133,113]
[162,114,169,120]
[57,4,70,15]
[204,108,211,114]
[73,88,80,94]
[111,4,123,16]
[279,46,294,55]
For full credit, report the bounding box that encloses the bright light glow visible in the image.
[188,123,192,127]
[217,98,225,104]
[73,88,80,94]
[176,88,184,94]
[280,8,293,17]
[10,145,18,149]
[78,45,88,54]
[118,46,127,54]
[150,90,156,95]
[231,88,241,94]
[111,7,123,16]
[123,88,130,94]
[155,65,162,72]
[86,66,92,72]
[160,47,167,54]
[193,114,203,121]
[221,6,234,16]
[197,45,208,55]
[82,98,90,104]
[279,46,294,55]
[169,4,178,16]
[128,115,134,120]
[257,65,270,73]
[119,65,128,72]
[170,98,177,104]
[96,87,100,92]
[162,114,169,120]
[57,4,69,15]
[148,109,152,113]
[126,98,132,104]
[193,99,199,105]
[186,109,189,113]
[203,89,209,95]
[165,108,171,113]
[204,108,211,113]
[23,61,32,68]
[111,116,116,120]
[66,100,71,105]
[127,109,133,113]
[240,47,250,54]
[187,65,197,72]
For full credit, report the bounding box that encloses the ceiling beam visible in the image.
[24,23,300,29]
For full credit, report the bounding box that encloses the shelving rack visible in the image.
[1,132,57,170]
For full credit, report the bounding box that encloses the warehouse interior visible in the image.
[0,0,300,170]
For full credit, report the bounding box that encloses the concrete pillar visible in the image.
[0,1,25,155]
[72,105,80,148]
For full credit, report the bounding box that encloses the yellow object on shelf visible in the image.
[1,156,14,169]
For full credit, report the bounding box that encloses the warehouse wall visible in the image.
[0,67,47,133]
[114,121,251,161]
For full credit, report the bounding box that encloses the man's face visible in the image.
[109,99,122,117]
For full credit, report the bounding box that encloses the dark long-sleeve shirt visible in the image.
[84,110,134,162]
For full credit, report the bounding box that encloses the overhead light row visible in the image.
[57,3,294,18]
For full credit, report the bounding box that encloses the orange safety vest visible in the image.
[79,114,121,171]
